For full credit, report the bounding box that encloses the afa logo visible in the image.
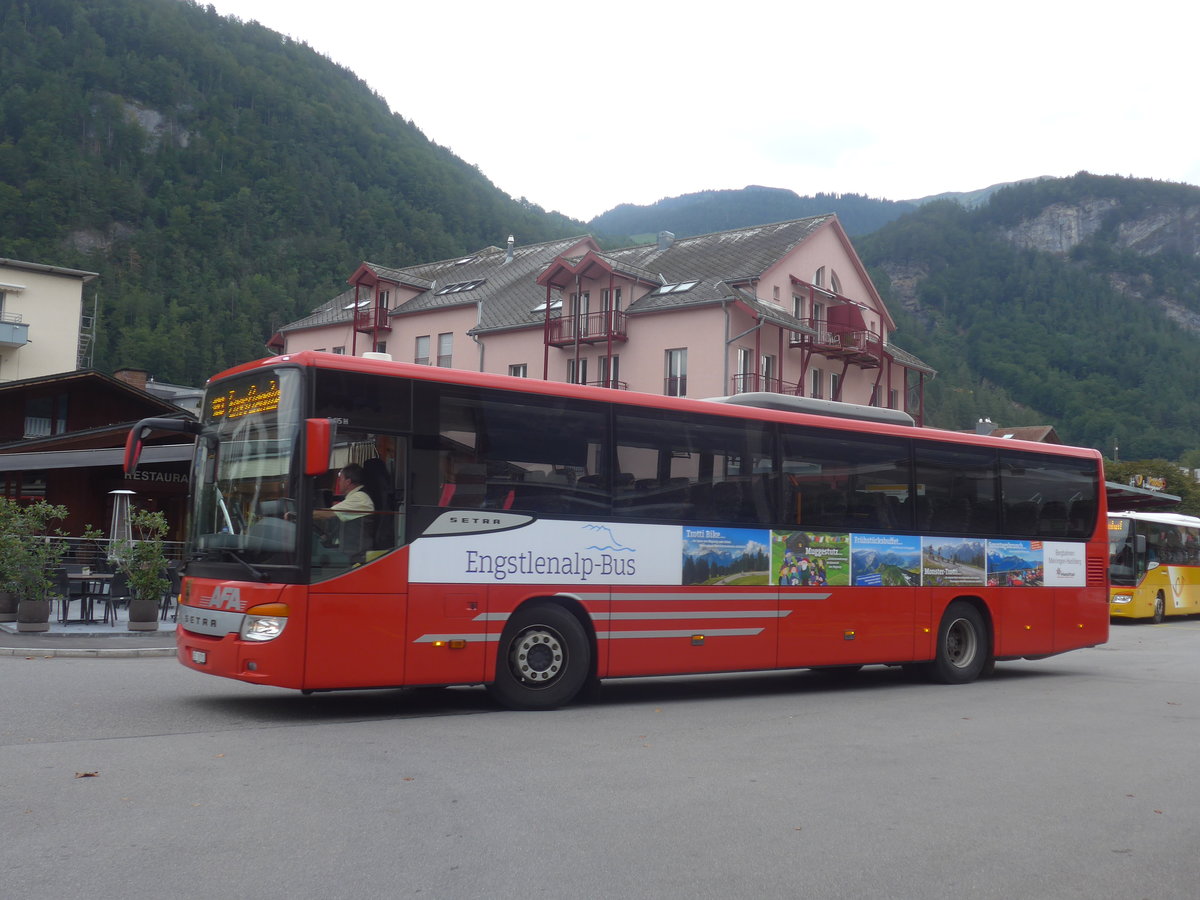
[199,586,244,611]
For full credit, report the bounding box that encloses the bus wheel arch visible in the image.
[486,598,595,711]
[925,597,993,684]
[1152,593,1166,624]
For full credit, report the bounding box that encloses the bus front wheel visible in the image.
[487,603,591,711]
[926,601,989,685]
[1153,594,1166,624]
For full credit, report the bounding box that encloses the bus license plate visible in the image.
[191,649,207,665]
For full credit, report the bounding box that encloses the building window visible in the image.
[792,294,803,320]
[508,364,528,378]
[374,341,387,354]
[571,291,590,337]
[599,355,620,388]
[830,372,840,401]
[434,279,486,295]
[437,333,453,367]
[830,271,842,294]
[815,266,825,288]
[415,335,430,365]
[567,358,587,385]
[652,281,699,295]
[3,470,46,500]
[736,347,753,393]
[810,368,823,399]
[332,346,345,355]
[24,394,67,439]
[889,389,900,410]
[665,348,687,397]
[760,354,776,391]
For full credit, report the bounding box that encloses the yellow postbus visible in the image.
[1109,511,1200,622]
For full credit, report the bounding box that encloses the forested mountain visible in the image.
[5,4,1200,466]
[857,173,1200,459]
[0,0,583,382]
[589,186,916,238]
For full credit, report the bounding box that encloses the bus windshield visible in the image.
[188,368,303,570]
[1107,516,1136,586]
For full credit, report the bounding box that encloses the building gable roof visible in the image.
[279,236,596,336]
[274,217,927,373]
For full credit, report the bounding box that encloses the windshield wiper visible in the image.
[191,547,268,582]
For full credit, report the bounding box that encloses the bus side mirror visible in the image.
[305,419,334,476]
[124,417,201,475]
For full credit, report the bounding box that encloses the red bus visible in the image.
[126,351,1109,709]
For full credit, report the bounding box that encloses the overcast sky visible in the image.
[206,0,1199,223]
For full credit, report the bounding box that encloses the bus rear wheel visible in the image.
[487,603,591,711]
[926,601,989,685]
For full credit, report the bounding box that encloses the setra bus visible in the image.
[1108,510,1200,622]
[125,351,1110,709]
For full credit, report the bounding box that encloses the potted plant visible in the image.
[10,500,70,632]
[0,497,22,622]
[113,508,170,632]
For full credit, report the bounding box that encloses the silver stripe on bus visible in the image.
[178,607,245,636]
[597,628,765,639]
[591,610,790,620]
[566,591,831,603]
[568,591,778,602]
[471,609,791,622]
[413,633,500,644]
[413,627,767,643]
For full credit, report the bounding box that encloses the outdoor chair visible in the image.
[103,570,132,626]
[161,563,182,621]
[52,567,73,625]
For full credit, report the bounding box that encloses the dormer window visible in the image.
[435,279,486,295]
[653,281,699,295]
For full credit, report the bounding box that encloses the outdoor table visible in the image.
[61,572,113,625]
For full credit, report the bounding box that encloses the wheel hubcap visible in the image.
[511,626,565,685]
[945,617,977,668]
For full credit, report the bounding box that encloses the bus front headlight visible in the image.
[240,603,290,642]
[1111,593,1133,605]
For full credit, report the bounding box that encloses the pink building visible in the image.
[271,216,934,423]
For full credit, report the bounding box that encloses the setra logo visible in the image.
[200,586,244,611]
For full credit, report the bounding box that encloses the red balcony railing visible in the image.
[545,310,627,347]
[730,373,801,396]
[585,379,628,390]
[354,305,391,332]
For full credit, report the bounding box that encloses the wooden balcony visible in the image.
[790,319,881,368]
[545,310,627,347]
[354,305,392,333]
